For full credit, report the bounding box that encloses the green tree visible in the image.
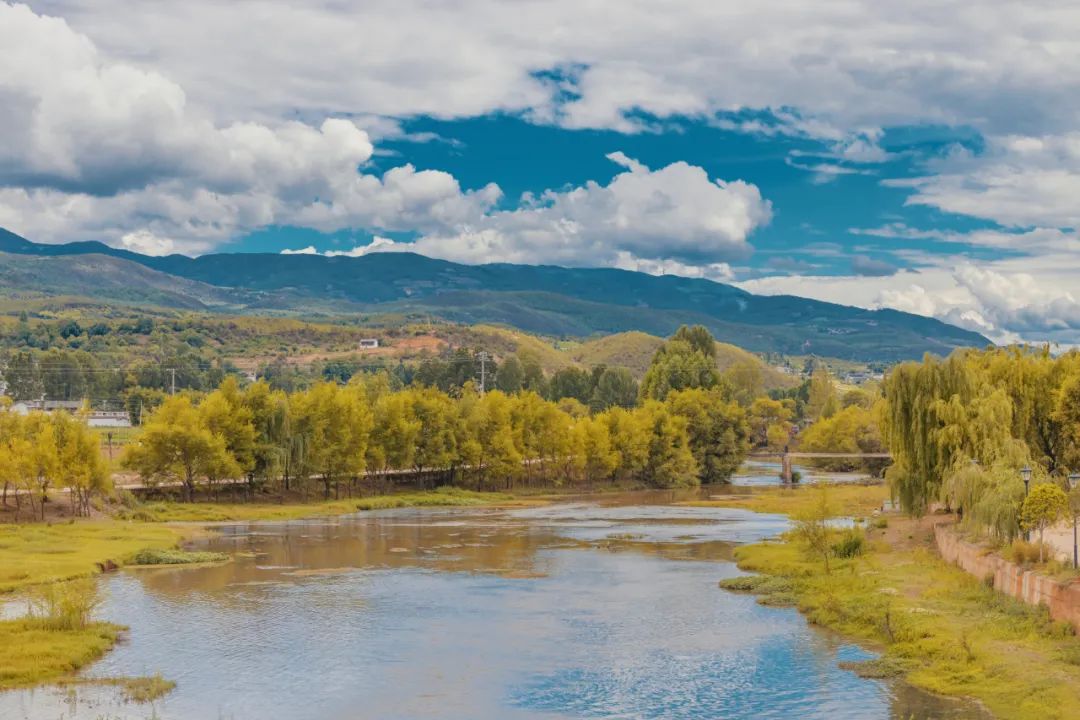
[638,400,699,488]
[548,367,593,404]
[666,388,750,483]
[289,383,371,498]
[3,351,43,401]
[793,485,834,574]
[640,330,721,401]
[805,366,837,420]
[723,359,764,407]
[590,366,638,412]
[124,396,239,502]
[200,377,257,484]
[1020,483,1069,562]
[495,355,524,393]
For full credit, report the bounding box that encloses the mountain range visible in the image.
[0,228,989,361]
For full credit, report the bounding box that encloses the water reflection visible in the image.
[1,494,987,720]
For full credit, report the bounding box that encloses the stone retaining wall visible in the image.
[934,523,1080,630]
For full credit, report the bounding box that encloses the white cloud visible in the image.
[118,230,176,257]
[281,155,770,271]
[0,3,502,252]
[31,1,1080,139]
[739,251,1080,346]
[409,153,770,267]
[1,4,768,274]
[892,134,1080,230]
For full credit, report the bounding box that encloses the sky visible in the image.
[2,2,1079,345]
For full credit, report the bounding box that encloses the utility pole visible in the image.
[477,352,490,394]
[169,368,176,396]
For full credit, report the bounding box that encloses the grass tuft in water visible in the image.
[128,548,228,566]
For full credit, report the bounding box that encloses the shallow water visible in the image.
[1,486,989,720]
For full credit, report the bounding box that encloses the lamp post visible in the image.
[1069,473,1080,570]
[1021,466,1032,541]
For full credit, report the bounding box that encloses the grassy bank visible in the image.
[117,487,528,523]
[0,617,122,689]
[0,522,185,594]
[681,482,889,517]
[726,515,1080,719]
[0,487,532,692]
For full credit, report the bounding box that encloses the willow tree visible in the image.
[881,353,985,515]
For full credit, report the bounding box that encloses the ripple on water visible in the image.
[0,494,986,720]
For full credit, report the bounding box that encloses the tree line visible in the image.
[879,346,1080,542]
[0,403,107,520]
[0,326,763,516]
[123,331,753,501]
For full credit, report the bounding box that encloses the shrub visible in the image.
[831,529,866,559]
[30,578,102,630]
[1007,540,1055,567]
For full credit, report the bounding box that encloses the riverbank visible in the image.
[0,487,533,694]
[725,508,1080,720]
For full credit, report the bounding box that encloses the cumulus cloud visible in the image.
[33,1,1080,139]
[1,4,769,276]
[740,251,1080,346]
[0,3,503,252]
[281,155,770,274]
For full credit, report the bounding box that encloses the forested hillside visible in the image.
[0,229,989,361]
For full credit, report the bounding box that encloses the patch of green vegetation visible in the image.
[82,673,177,703]
[0,618,122,689]
[728,536,1080,720]
[119,488,528,523]
[0,522,183,593]
[129,548,229,565]
[0,578,122,691]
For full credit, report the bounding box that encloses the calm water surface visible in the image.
[2,484,987,720]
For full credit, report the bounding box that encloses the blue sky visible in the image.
[3,1,1080,344]
[235,115,999,279]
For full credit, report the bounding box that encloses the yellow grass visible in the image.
[0,522,183,594]
[0,618,122,689]
[116,488,531,523]
[681,482,890,517]
[725,510,1080,720]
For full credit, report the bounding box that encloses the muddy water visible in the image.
[1,489,987,720]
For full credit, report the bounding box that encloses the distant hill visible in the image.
[0,228,990,361]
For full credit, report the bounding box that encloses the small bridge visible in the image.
[747,451,892,483]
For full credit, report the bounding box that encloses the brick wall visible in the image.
[934,523,1080,630]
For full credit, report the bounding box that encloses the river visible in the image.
[2,465,988,720]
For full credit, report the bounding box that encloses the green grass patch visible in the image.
[0,522,183,593]
[727,534,1080,719]
[0,618,122,690]
[121,488,527,523]
[129,548,229,566]
[62,673,177,702]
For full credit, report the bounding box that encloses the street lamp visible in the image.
[1069,473,1080,570]
[1021,466,1033,541]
